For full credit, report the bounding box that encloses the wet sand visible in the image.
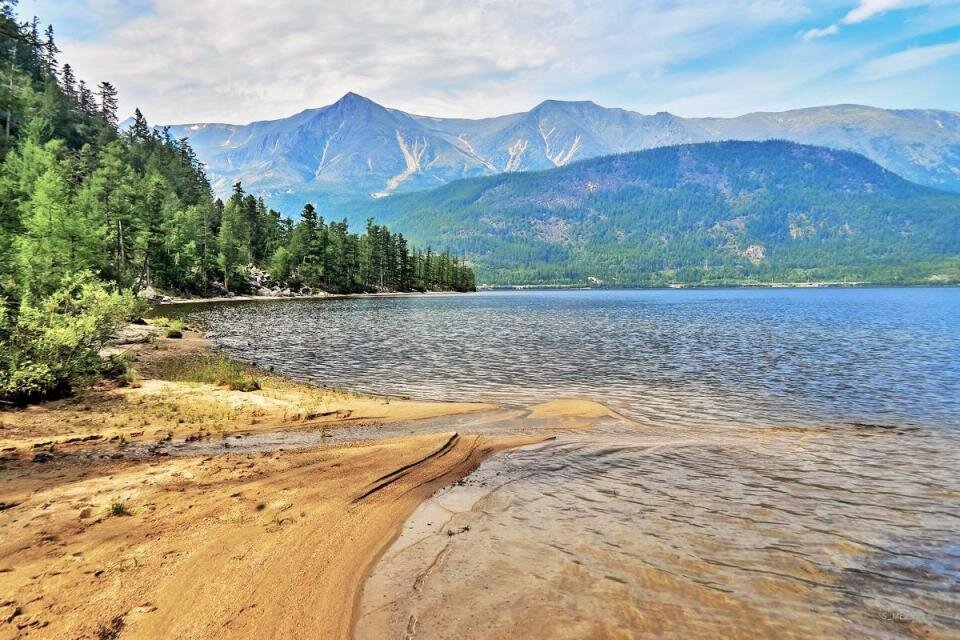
[0,331,526,639]
[3,331,958,639]
[355,410,960,640]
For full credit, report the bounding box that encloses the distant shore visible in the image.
[157,289,470,306]
[479,280,960,291]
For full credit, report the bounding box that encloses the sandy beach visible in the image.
[0,329,539,639]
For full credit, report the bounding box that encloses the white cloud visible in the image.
[42,0,813,124]
[842,0,910,24]
[857,40,960,79]
[801,0,953,42]
[33,0,960,123]
[802,24,840,40]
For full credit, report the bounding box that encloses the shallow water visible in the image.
[171,288,960,430]
[170,289,960,638]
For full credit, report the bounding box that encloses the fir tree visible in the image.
[96,81,118,126]
[129,107,150,141]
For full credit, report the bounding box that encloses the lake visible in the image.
[170,288,960,639]
[171,288,960,430]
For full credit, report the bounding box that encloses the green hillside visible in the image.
[359,141,960,285]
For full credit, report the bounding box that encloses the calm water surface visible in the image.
[170,289,960,639]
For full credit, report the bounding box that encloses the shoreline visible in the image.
[151,282,960,309]
[157,290,471,306]
[0,326,543,639]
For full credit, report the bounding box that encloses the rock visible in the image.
[137,286,159,300]
[743,244,767,265]
[299,286,312,296]
[106,324,161,346]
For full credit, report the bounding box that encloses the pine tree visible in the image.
[41,24,58,75]
[17,156,104,297]
[59,62,75,98]
[0,2,18,20]
[130,107,149,141]
[77,80,94,114]
[217,182,251,291]
[97,81,118,126]
[133,174,169,291]
[78,140,139,285]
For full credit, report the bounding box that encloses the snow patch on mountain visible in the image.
[505,138,529,172]
[553,134,582,166]
[538,121,581,167]
[372,130,427,198]
[456,134,497,172]
[317,121,345,172]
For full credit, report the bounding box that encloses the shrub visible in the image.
[149,317,190,332]
[0,272,138,405]
[165,328,183,339]
[110,501,129,516]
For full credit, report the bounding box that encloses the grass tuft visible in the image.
[110,501,129,516]
[151,355,261,392]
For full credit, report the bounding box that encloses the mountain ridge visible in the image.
[352,140,960,286]
[160,94,960,213]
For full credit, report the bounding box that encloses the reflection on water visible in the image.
[169,289,960,638]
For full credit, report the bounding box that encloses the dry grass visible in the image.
[150,354,261,391]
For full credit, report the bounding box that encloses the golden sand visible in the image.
[0,330,532,639]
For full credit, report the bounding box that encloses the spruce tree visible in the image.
[96,81,118,126]
[130,108,150,141]
[217,182,251,291]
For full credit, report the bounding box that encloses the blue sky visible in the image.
[23,0,960,124]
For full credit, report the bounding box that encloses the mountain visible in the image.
[164,95,960,212]
[354,141,960,286]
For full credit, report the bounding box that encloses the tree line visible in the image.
[0,0,473,403]
[219,185,474,295]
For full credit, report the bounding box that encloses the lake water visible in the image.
[170,288,960,639]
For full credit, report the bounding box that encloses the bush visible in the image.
[149,317,190,332]
[165,328,183,339]
[0,271,138,405]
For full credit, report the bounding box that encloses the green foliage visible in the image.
[364,141,960,286]
[150,354,261,392]
[0,271,137,405]
[165,328,183,339]
[0,4,474,404]
[110,501,129,517]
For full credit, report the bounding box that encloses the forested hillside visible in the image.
[362,141,960,286]
[0,1,472,404]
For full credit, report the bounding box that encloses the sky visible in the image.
[23,0,960,125]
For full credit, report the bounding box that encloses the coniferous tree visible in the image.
[129,107,150,141]
[41,24,58,75]
[76,79,94,115]
[217,182,251,291]
[96,81,118,126]
[16,145,103,297]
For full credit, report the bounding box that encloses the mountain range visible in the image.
[352,140,960,286]
[163,93,960,213]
